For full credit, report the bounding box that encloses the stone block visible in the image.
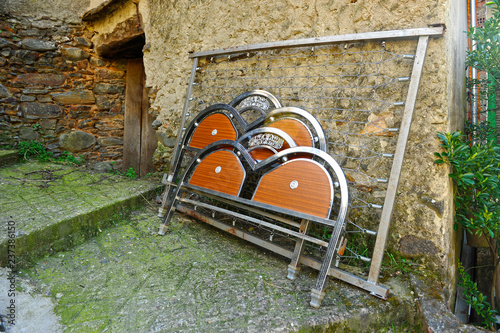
[152,119,162,130]
[51,90,95,104]
[156,132,176,148]
[18,29,38,37]
[22,88,49,94]
[95,95,117,110]
[77,119,96,129]
[32,20,56,29]
[74,37,92,48]
[0,122,12,131]
[13,73,67,86]
[93,83,125,94]
[98,137,123,146]
[57,119,75,128]
[0,37,16,49]
[0,97,17,104]
[36,95,53,103]
[91,161,112,173]
[19,127,40,141]
[18,38,57,52]
[22,103,63,119]
[89,57,106,67]
[14,49,39,62]
[68,105,92,119]
[61,48,90,61]
[96,68,125,80]
[398,235,438,258]
[47,142,60,150]
[39,119,57,130]
[0,84,10,98]
[20,95,36,102]
[59,130,96,152]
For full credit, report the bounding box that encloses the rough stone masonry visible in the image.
[0,11,127,165]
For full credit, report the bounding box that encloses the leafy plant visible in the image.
[124,167,137,179]
[466,0,500,88]
[385,252,414,277]
[108,164,139,179]
[458,262,497,330]
[466,0,500,144]
[57,151,85,165]
[435,131,500,327]
[17,141,84,165]
[18,140,52,161]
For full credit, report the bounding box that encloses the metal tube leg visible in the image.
[158,188,183,235]
[159,151,185,217]
[158,182,173,217]
[310,222,344,308]
[287,219,310,280]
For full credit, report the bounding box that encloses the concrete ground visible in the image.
[0,159,485,332]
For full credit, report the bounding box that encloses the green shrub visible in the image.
[18,141,52,161]
[17,141,84,165]
[435,131,500,329]
[458,263,497,330]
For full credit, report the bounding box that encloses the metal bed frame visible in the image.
[158,27,444,307]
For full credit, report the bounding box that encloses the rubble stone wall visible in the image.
[0,13,127,164]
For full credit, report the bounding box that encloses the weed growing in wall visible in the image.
[124,168,137,179]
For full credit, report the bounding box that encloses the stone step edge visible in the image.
[0,184,163,269]
[0,150,19,168]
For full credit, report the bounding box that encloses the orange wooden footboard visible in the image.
[252,159,333,218]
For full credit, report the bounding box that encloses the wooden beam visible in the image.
[140,83,157,177]
[123,58,144,172]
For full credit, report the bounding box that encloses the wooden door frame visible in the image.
[123,58,156,176]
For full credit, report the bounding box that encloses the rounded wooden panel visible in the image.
[189,150,245,196]
[189,113,238,149]
[253,159,333,218]
[248,142,291,161]
[268,119,313,147]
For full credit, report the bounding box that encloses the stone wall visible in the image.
[0,13,127,164]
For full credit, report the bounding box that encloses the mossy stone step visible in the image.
[0,150,19,168]
[0,161,163,268]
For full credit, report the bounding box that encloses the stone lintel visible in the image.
[82,0,132,22]
[93,16,144,58]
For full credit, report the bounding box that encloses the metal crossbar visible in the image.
[162,27,443,303]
